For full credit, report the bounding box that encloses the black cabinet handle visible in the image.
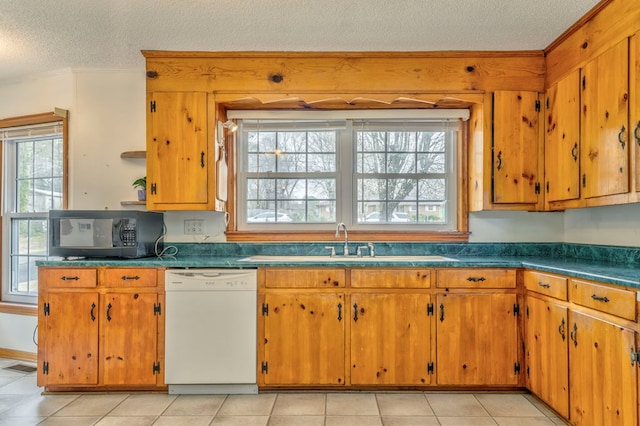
[571,143,578,161]
[618,125,626,149]
[635,121,640,146]
[496,151,502,171]
[591,294,610,303]
[467,276,486,282]
[570,323,578,347]
[337,303,342,322]
[558,318,565,341]
[61,276,79,281]
[353,303,358,322]
[200,151,205,168]
[439,304,445,322]
[106,303,112,322]
[90,303,96,322]
[538,282,551,289]
[120,275,140,281]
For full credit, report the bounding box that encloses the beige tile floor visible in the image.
[0,357,570,425]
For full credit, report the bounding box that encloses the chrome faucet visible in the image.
[335,222,349,256]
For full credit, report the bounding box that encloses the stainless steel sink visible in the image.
[239,255,457,262]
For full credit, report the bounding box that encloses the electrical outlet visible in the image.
[184,219,205,235]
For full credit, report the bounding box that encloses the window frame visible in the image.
[228,110,469,242]
[0,112,68,307]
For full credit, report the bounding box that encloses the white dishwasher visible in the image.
[165,268,258,394]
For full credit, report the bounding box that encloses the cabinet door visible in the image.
[632,33,640,193]
[569,311,637,425]
[581,39,629,199]
[262,293,345,385]
[350,293,431,385]
[436,293,519,385]
[492,90,542,204]
[43,291,99,385]
[147,92,210,207]
[545,70,581,202]
[102,292,159,385]
[525,295,569,419]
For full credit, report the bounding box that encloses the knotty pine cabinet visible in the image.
[580,39,630,202]
[469,91,544,212]
[524,270,640,425]
[259,268,347,386]
[146,91,221,211]
[545,70,581,207]
[258,266,521,388]
[349,268,432,386]
[435,268,520,386]
[37,267,165,391]
[523,271,570,419]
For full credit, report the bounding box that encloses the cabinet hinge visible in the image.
[535,100,541,112]
[262,303,269,316]
[154,303,161,316]
[43,302,50,316]
[582,174,586,188]
[525,305,529,318]
[427,362,434,375]
[534,183,541,194]
[545,182,549,194]
[43,361,49,375]
[527,366,530,377]
[546,97,549,109]
[261,361,268,374]
[582,75,586,90]
[513,304,520,316]
[514,362,521,374]
[150,183,157,195]
[150,100,156,113]
[631,349,640,366]
[426,303,434,316]
[153,362,161,374]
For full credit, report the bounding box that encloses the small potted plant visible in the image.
[133,176,147,201]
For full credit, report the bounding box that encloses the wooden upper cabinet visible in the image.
[581,39,630,199]
[632,33,640,193]
[146,91,212,209]
[492,90,543,206]
[545,70,581,203]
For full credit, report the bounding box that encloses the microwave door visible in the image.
[59,218,114,248]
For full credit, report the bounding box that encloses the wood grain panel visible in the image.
[350,268,431,288]
[262,268,346,288]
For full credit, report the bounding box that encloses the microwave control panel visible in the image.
[120,220,137,246]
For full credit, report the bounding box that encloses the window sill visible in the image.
[226,230,470,242]
[0,301,37,316]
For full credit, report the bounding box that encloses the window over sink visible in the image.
[232,109,467,235]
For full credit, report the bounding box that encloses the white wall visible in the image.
[564,203,640,247]
[1,67,639,354]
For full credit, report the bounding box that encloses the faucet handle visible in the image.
[324,246,336,257]
[356,245,369,257]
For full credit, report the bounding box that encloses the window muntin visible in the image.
[236,115,459,232]
[2,122,64,304]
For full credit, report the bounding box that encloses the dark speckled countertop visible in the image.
[37,242,640,289]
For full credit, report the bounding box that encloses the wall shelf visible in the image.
[120,150,146,159]
[120,201,146,206]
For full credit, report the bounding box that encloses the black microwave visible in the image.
[49,210,164,258]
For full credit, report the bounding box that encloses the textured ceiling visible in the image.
[0,0,601,82]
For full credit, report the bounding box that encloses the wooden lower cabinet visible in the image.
[38,267,164,390]
[350,293,431,385]
[569,311,638,426]
[42,291,100,386]
[525,295,569,419]
[101,292,160,385]
[436,293,519,385]
[261,292,345,385]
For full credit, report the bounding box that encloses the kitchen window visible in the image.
[232,110,467,235]
[0,112,67,304]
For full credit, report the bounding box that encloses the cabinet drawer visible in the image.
[351,268,431,288]
[436,269,516,289]
[40,268,97,288]
[524,270,568,300]
[102,268,158,288]
[570,279,636,321]
[262,268,346,288]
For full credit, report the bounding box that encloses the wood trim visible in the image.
[544,0,613,53]
[225,231,470,242]
[0,348,36,362]
[0,301,37,316]
[0,112,61,128]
